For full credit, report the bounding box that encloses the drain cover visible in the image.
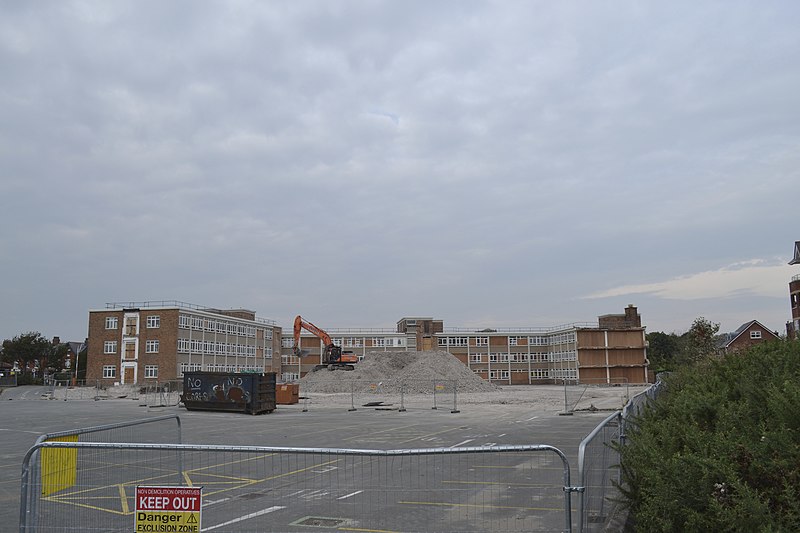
[292,516,346,528]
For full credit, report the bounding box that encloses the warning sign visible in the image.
[135,486,202,533]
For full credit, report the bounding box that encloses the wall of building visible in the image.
[87,305,281,386]
[788,278,800,339]
[726,322,779,353]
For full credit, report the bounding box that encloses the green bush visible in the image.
[619,340,800,532]
[15,372,43,386]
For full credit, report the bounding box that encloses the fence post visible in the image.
[348,380,357,412]
[559,379,574,416]
[399,381,407,412]
[432,380,438,410]
[451,380,460,413]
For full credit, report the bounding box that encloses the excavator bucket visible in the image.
[293,347,310,357]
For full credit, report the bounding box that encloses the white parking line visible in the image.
[202,497,230,507]
[450,439,474,448]
[202,506,286,531]
[338,490,363,500]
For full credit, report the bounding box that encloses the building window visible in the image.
[144,365,158,379]
[124,342,136,360]
[508,337,517,346]
[145,340,159,353]
[124,316,138,336]
[474,337,489,346]
[750,330,762,339]
[345,337,363,347]
[441,337,467,347]
[469,354,482,364]
[104,341,117,354]
[146,315,160,328]
[102,365,116,378]
[105,317,118,330]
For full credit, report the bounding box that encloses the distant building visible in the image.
[85,302,282,386]
[788,241,800,339]
[282,305,649,385]
[723,320,780,353]
[86,301,649,386]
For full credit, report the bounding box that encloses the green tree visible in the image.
[683,316,721,363]
[1,332,53,371]
[646,331,684,372]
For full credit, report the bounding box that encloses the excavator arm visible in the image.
[293,315,332,355]
[292,315,357,370]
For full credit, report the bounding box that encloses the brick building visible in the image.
[85,302,281,385]
[723,320,780,353]
[86,302,648,386]
[787,241,800,339]
[282,305,649,385]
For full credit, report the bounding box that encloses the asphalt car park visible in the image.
[2,385,627,531]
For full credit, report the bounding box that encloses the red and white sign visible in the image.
[135,486,202,532]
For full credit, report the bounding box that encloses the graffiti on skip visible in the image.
[184,375,250,404]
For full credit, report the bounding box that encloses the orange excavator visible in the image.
[293,315,359,371]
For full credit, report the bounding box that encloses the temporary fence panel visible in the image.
[21,442,577,533]
[299,379,461,413]
[576,378,666,532]
[577,412,623,532]
[559,379,631,414]
[20,416,182,533]
[140,380,183,409]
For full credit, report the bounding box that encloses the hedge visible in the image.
[619,340,800,532]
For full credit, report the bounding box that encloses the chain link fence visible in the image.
[20,416,182,533]
[558,378,632,415]
[21,441,576,533]
[299,379,462,413]
[577,376,666,532]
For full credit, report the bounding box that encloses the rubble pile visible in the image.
[300,350,499,393]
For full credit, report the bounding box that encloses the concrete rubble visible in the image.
[299,350,499,394]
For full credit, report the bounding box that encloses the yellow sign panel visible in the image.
[135,511,199,532]
[41,434,78,497]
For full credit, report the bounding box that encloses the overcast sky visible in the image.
[2,1,799,343]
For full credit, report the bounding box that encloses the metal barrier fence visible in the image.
[621,377,665,424]
[137,380,183,409]
[47,381,107,401]
[21,442,577,532]
[577,377,667,532]
[1,373,18,387]
[559,378,631,415]
[20,416,182,533]
[300,379,462,413]
[577,412,623,532]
